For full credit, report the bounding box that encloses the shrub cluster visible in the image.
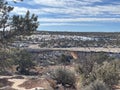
[76,59,120,89]
[81,80,109,90]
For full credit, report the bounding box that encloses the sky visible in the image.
[8,0,120,32]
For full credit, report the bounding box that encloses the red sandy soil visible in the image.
[19,78,55,90]
[0,78,13,88]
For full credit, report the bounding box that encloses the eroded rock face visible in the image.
[70,51,78,59]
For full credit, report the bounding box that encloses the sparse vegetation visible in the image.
[81,80,109,90]
[59,54,71,66]
[0,0,119,90]
[76,53,120,89]
[50,68,76,89]
[0,50,14,74]
[15,50,36,75]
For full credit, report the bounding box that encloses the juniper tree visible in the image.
[0,0,14,46]
[12,10,39,37]
[0,0,39,45]
[0,0,39,73]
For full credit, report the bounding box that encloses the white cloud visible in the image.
[39,18,120,23]
[9,0,120,27]
[12,4,120,17]
[11,7,28,15]
[32,0,103,7]
[10,0,120,17]
[40,22,98,26]
[11,6,47,15]
[33,0,65,7]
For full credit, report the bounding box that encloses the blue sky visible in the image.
[8,0,120,32]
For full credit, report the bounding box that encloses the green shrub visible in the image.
[59,54,71,65]
[76,62,93,76]
[15,50,36,75]
[81,80,110,90]
[0,50,14,73]
[92,61,120,86]
[76,60,120,87]
[51,68,76,88]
